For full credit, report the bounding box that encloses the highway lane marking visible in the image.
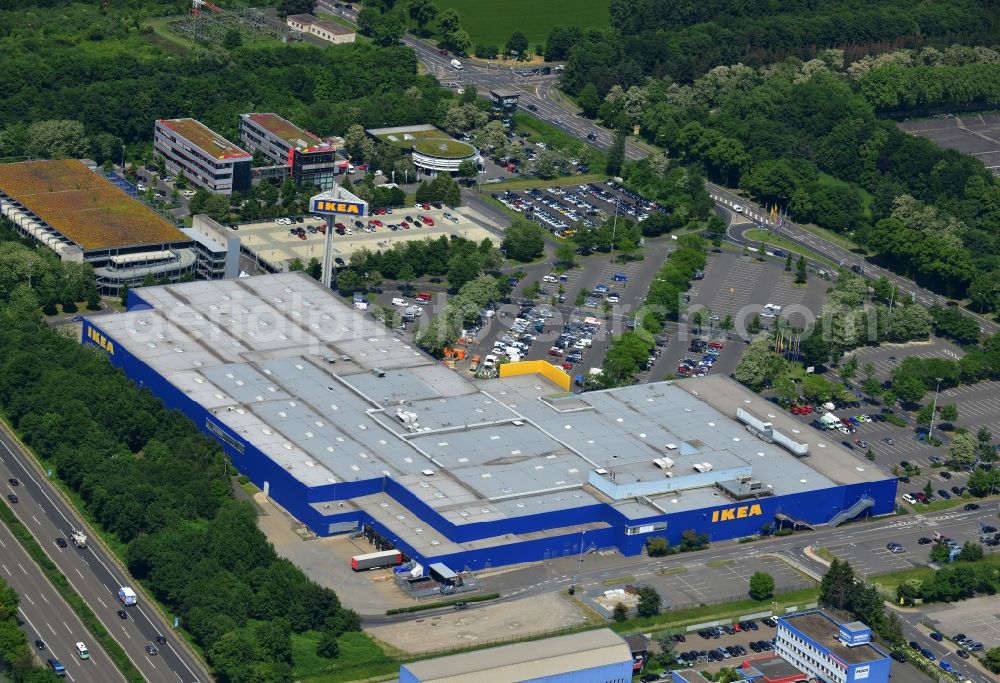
[0,536,4,547]
[18,562,27,575]
[0,564,8,576]
[173,670,183,681]
[122,626,130,639]
[23,593,34,605]
[63,620,73,633]
[47,622,56,634]
[31,514,40,525]
[75,567,84,578]
[41,592,49,604]
[145,656,156,668]
[97,596,107,609]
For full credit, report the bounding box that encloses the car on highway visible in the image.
[964,502,981,510]
[117,609,128,619]
[886,542,904,554]
[956,650,969,659]
[733,204,744,213]
[8,478,18,486]
[55,537,67,548]
[145,642,158,655]
[6,493,16,503]
[586,132,597,140]
[930,632,943,641]
[34,639,45,650]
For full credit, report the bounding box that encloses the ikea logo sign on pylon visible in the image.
[711,504,762,522]
[310,199,365,215]
[86,327,115,355]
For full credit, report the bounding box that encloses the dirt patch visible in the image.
[366,592,591,655]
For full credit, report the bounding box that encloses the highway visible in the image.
[0,520,126,683]
[0,425,211,683]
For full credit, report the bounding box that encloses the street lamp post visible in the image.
[572,530,586,585]
[927,377,943,442]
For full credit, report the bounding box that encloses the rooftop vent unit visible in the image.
[594,468,608,475]
[692,462,713,473]
[652,457,674,470]
[665,443,678,451]
[421,469,434,476]
[396,410,418,423]
[372,368,386,378]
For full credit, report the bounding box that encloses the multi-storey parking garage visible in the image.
[82,273,897,573]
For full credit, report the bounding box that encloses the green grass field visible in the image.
[435,0,609,47]
[293,630,397,683]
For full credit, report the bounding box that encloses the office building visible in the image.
[367,124,480,176]
[398,628,633,683]
[238,113,343,189]
[775,610,891,683]
[82,273,897,574]
[154,118,252,195]
[489,88,520,128]
[737,655,808,683]
[0,159,196,295]
[181,214,241,281]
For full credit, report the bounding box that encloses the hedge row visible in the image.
[385,592,500,615]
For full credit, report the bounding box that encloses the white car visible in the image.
[136,183,146,192]
[733,204,744,213]
[542,275,558,283]
[181,189,196,198]
[901,493,917,505]
[482,355,498,368]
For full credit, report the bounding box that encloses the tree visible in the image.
[939,403,958,423]
[656,631,676,665]
[316,629,340,658]
[839,355,858,382]
[930,541,952,563]
[795,254,808,284]
[983,647,1000,674]
[407,0,438,30]
[733,335,781,391]
[457,158,478,183]
[437,7,460,36]
[447,256,480,292]
[501,218,546,262]
[947,431,979,469]
[646,536,669,557]
[277,0,313,18]
[24,119,89,160]
[222,28,242,50]
[612,602,629,622]
[505,31,528,59]
[819,559,856,610]
[449,29,472,56]
[636,586,662,617]
[579,83,600,118]
[372,11,406,47]
[748,571,775,600]
[956,541,983,562]
[923,480,934,500]
[606,129,626,176]
[555,241,576,268]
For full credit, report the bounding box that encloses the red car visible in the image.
[421,203,430,210]
[373,207,387,215]
[676,367,692,376]
[401,222,410,229]
[357,163,368,171]
[561,362,573,370]
[297,232,307,240]
[421,215,435,226]
[335,222,347,230]
[548,347,563,357]
[369,219,383,227]
[708,341,725,349]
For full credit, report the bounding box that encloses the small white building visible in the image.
[286,13,356,45]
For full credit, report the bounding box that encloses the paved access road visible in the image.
[0,426,211,683]
[0,521,126,683]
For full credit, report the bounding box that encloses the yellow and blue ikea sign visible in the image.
[310,198,367,216]
[711,503,762,523]
[86,326,115,355]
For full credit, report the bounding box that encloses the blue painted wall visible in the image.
[81,317,899,573]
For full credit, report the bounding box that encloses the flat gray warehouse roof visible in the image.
[400,628,630,682]
[91,274,886,545]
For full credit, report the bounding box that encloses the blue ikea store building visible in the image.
[81,274,897,572]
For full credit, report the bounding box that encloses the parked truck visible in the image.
[70,529,87,548]
[351,549,402,571]
[118,586,137,606]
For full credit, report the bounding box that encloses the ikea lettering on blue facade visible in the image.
[78,274,898,573]
[309,198,366,216]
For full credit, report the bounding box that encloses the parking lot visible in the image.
[899,114,1000,176]
[846,340,965,381]
[492,178,662,237]
[925,595,1000,651]
[236,205,499,272]
[819,503,1000,577]
[652,250,829,382]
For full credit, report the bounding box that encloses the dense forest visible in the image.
[576,50,1000,306]
[560,0,997,92]
[0,1,450,162]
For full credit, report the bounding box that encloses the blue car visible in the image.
[939,661,953,672]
